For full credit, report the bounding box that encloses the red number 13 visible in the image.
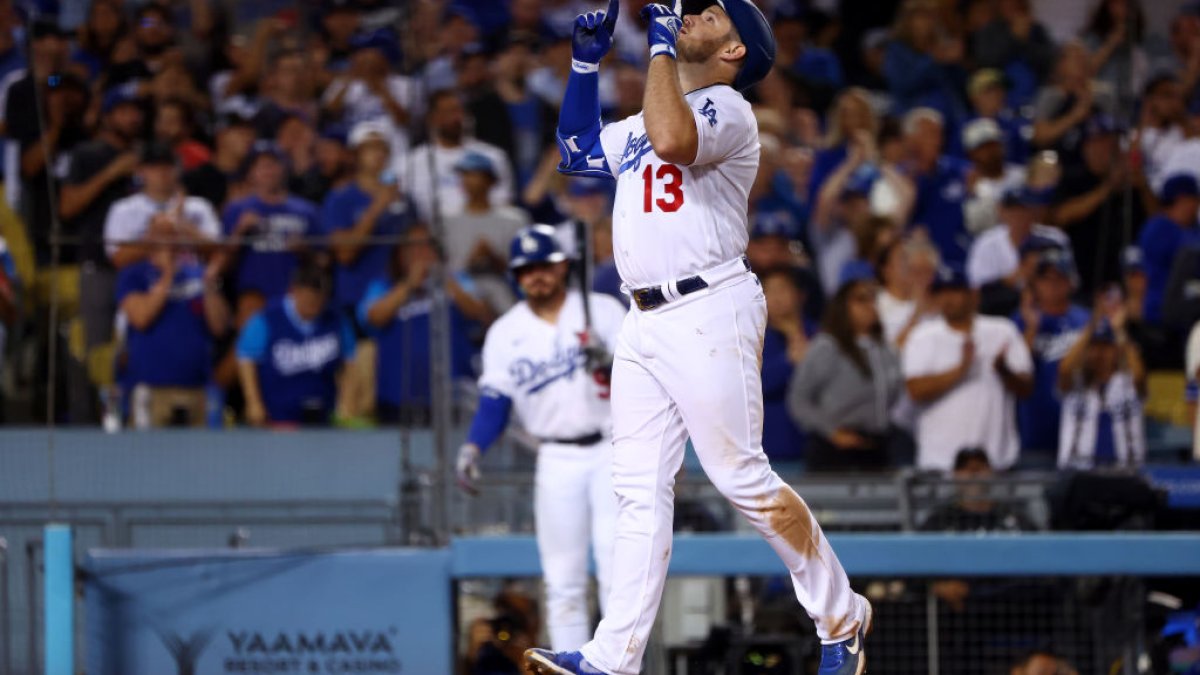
[642,164,684,213]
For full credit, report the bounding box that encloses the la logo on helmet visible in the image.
[521,235,540,254]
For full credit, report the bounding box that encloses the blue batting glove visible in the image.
[641,3,681,60]
[571,0,620,71]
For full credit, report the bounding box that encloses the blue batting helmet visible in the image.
[675,0,776,91]
[509,225,568,271]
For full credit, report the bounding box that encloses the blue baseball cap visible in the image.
[101,84,142,114]
[1160,173,1200,206]
[676,0,776,91]
[837,260,876,290]
[931,264,969,292]
[350,28,402,66]
[454,151,496,176]
[319,122,350,145]
[750,209,797,239]
[1000,185,1052,208]
[510,225,568,270]
[1018,234,1062,257]
[1034,247,1074,278]
[239,140,286,177]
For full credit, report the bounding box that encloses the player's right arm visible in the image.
[457,326,518,493]
[556,0,619,179]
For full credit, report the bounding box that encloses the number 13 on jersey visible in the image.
[642,164,684,213]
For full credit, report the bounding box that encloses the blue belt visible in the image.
[631,257,750,311]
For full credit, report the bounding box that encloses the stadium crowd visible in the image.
[0,0,1196,473]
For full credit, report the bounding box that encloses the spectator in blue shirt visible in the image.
[237,263,356,427]
[968,0,1056,109]
[359,224,486,425]
[223,141,322,327]
[903,108,972,267]
[1013,250,1091,458]
[321,120,410,319]
[117,244,230,428]
[761,266,817,463]
[966,69,1032,164]
[885,0,967,130]
[773,7,843,97]
[1138,173,1200,325]
[807,88,877,208]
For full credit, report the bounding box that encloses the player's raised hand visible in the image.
[572,0,620,67]
[641,3,681,59]
[455,443,482,495]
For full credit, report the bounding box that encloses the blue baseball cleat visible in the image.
[523,648,610,674]
[817,601,873,675]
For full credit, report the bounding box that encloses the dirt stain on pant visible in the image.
[758,486,819,559]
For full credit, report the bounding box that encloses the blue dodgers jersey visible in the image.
[1014,305,1090,452]
[256,301,348,423]
[1138,214,1200,325]
[760,323,814,462]
[116,260,213,388]
[223,195,320,300]
[319,184,410,309]
[912,157,971,266]
[358,280,476,408]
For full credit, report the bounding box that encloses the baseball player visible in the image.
[457,225,626,653]
[524,2,872,674]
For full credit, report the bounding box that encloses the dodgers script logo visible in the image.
[618,131,653,175]
[272,334,340,376]
[511,345,587,394]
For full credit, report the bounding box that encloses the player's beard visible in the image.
[677,33,726,64]
[523,280,564,306]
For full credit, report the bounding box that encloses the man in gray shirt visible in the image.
[441,152,528,316]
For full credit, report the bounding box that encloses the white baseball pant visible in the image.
[536,440,618,651]
[580,271,867,674]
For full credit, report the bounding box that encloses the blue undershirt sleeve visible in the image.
[466,388,513,452]
[556,68,612,178]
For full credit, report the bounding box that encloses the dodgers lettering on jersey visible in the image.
[271,333,341,377]
[511,344,588,395]
[597,85,759,288]
[479,291,626,440]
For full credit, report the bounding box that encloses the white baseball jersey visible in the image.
[903,315,1034,471]
[598,84,759,288]
[478,290,625,439]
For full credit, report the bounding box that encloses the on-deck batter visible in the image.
[525,1,872,674]
[457,225,626,652]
